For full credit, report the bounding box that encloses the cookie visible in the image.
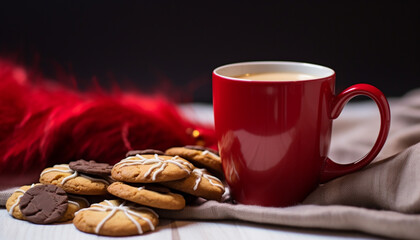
[69,159,113,176]
[185,145,219,155]
[6,184,90,223]
[126,149,165,157]
[73,199,159,236]
[19,184,68,224]
[6,184,40,220]
[161,168,225,201]
[107,182,185,210]
[60,195,90,222]
[111,154,193,183]
[40,164,109,195]
[165,146,223,176]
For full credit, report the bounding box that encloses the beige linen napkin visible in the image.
[2,89,420,239]
[157,142,420,239]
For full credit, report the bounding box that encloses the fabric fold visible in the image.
[304,142,420,213]
[156,202,420,240]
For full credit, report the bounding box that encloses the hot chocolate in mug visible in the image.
[212,61,391,207]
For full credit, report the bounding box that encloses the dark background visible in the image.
[0,1,418,103]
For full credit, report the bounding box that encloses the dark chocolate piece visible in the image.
[69,159,113,176]
[125,149,165,157]
[19,184,68,224]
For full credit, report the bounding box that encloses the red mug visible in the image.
[212,61,390,207]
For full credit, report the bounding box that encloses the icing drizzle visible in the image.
[201,150,220,159]
[115,154,193,181]
[40,164,109,185]
[75,200,158,234]
[68,195,90,209]
[192,168,224,191]
[68,200,79,208]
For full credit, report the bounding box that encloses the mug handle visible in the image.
[320,83,391,183]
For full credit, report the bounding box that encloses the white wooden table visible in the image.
[0,209,380,240]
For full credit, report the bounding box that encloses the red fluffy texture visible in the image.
[0,60,216,188]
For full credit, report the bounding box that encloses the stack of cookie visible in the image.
[6,145,226,237]
[6,160,112,225]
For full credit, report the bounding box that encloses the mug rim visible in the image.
[213,61,335,82]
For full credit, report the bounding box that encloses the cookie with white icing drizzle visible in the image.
[6,184,90,223]
[6,184,40,220]
[59,194,90,222]
[73,199,159,236]
[126,149,165,157]
[111,154,193,183]
[161,168,225,201]
[19,184,68,224]
[39,164,109,195]
[165,146,223,177]
[107,182,185,210]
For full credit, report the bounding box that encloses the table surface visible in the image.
[0,209,381,240]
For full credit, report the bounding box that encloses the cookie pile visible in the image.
[6,160,109,225]
[6,145,225,237]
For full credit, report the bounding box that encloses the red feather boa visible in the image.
[0,60,216,189]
